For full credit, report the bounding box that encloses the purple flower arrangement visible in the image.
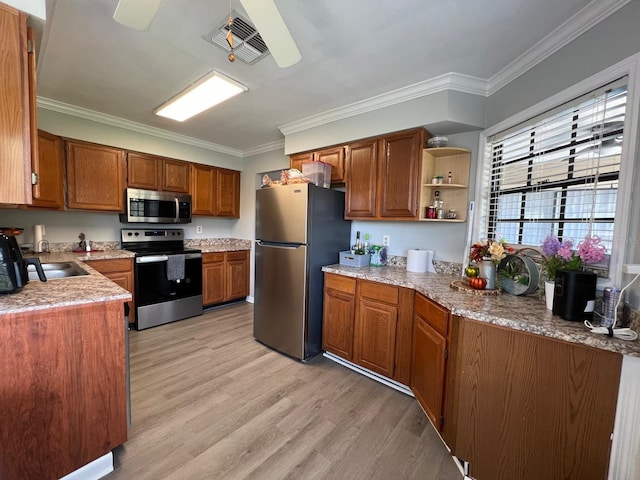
[540,234,606,280]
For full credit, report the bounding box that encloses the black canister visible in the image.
[552,269,597,321]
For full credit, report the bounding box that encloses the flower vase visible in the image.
[481,259,497,290]
[544,280,555,310]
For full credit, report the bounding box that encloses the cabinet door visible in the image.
[379,129,424,218]
[316,146,345,184]
[85,258,135,324]
[214,168,240,218]
[290,151,313,172]
[190,163,215,215]
[354,297,398,378]
[0,5,33,205]
[345,139,378,218]
[31,130,64,209]
[162,158,190,193]
[127,152,161,190]
[454,318,621,480]
[225,250,249,300]
[411,314,447,431]
[323,288,356,360]
[65,140,126,211]
[202,253,225,305]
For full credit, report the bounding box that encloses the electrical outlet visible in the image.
[623,264,640,274]
[196,225,203,234]
[382,235,390,246]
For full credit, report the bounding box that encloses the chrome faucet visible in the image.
[37,239,50,253]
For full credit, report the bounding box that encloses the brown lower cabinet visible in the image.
[85,258,135,324]
[445,318,622,480]
[411,293,449,431]
[202,250,249,306]
[322,273,413,385]
[0,300,127,479]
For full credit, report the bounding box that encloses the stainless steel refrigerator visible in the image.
[254,183,351,361]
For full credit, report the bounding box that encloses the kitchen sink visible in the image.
[27,262,90,280]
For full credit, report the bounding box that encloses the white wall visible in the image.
[231,149,290,298]
[38,108,242,169]
[284,90,485,155]
[6,0,45,19]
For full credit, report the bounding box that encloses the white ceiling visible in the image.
[35,0,627,157]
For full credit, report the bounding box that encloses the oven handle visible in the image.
[136,253,202,263]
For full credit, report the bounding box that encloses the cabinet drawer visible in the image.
[85,258,132,274]
[226,250,248,262]
[414,293,449,337]
[325,273,356,295]
[359,280,398,305]
[202,252,225,264]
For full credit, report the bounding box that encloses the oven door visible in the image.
[134,253,203,329]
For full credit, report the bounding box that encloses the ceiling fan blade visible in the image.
[113,0,163,31]
[239,0,301,68]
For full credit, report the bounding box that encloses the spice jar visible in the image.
[447,209,457,219]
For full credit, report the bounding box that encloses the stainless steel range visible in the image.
[121,228,202,330]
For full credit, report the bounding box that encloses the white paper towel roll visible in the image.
[407,249,428,273]
[426,249,436,273]
[34,224,44,252]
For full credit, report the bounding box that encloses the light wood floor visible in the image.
[106,302,462,480]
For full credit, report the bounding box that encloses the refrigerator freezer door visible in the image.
[256,184,309,244]
[254,241,307,359]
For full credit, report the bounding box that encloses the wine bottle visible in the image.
[353,231,365,255]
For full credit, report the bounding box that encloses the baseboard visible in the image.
[59,452,113,480]
[323,352,414,397]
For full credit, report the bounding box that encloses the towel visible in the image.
[166,254,185,281]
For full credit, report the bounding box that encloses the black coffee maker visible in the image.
[0,229,46,294]
[552,269,597,321]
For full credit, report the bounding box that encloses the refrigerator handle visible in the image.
[256,241,302,250]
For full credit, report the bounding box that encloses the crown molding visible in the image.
[279,73,488,136]
[487,0,633,95]
[37,97,245,157]
[242,139,285,157]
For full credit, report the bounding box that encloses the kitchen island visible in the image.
[0,250,133,480]
[322,264,640,480]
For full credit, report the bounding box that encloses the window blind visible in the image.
[485,77,627,256]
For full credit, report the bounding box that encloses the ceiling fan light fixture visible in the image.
[239,0,301,68]
[113,0,162,31]
[154,71,248,122]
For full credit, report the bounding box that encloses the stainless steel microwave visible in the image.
[120,188,192,224]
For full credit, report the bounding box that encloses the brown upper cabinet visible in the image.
[30,130,64,210]
[289,146,346,184]
[214,168,240,217]
[190,164,240,218]
[65,139,126,212]
[127,152,190,193]
[0,5,36,205]
[346,128,427,220]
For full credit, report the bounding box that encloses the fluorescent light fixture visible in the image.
[154,71,248,122]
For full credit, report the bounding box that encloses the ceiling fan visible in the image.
[112,0,302,68]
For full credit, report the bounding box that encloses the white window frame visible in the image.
[473,53,640,289]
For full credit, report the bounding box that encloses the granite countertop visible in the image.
[185,238,252,252]
[0,250,133,315]
[322,264,640,357]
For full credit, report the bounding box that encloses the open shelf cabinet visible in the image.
[419,147,471,222]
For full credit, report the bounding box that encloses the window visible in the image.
[483,78,627,261]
